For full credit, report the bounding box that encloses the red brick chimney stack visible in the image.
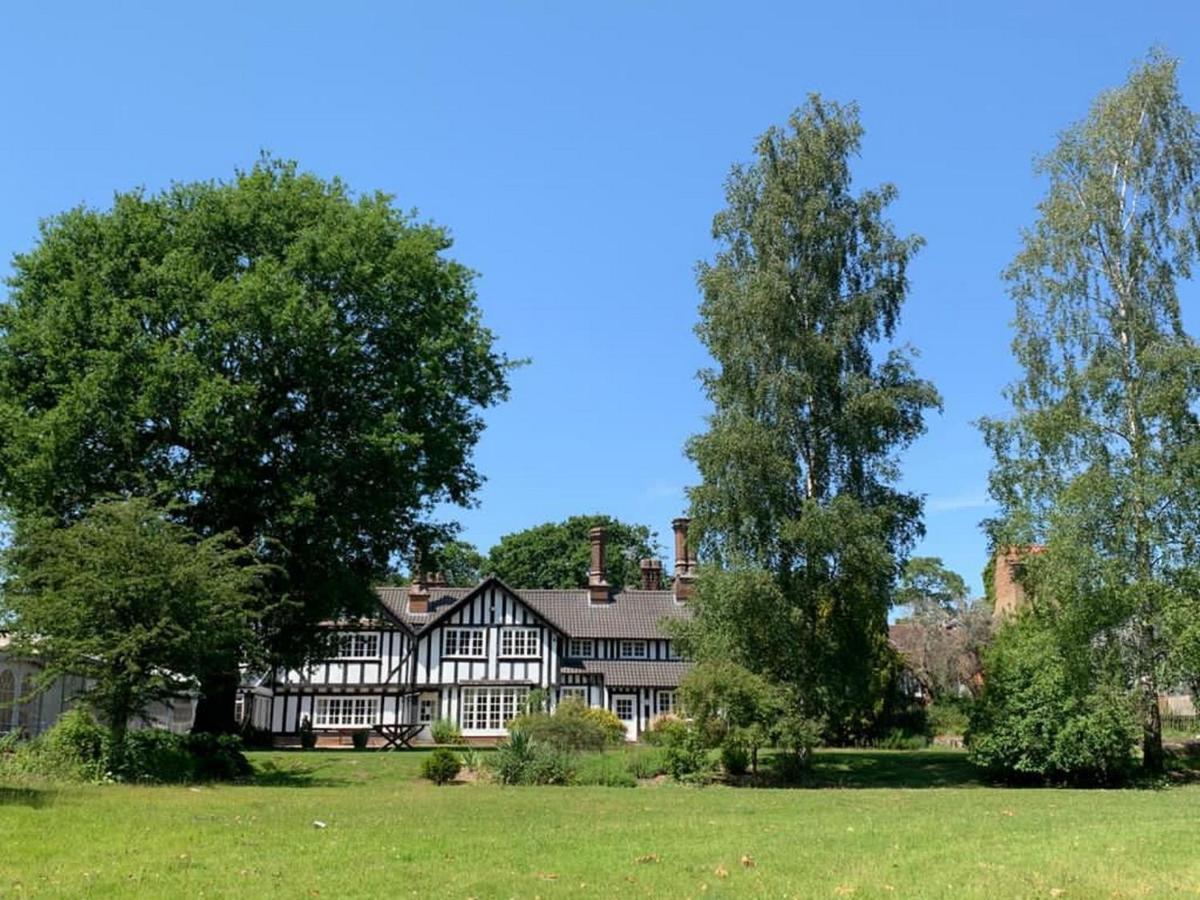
[672,517,695,602]
[640,558,663,591]
[409,571,430,614]
[588,526,612,603]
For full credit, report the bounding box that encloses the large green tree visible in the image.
[0,159,513,730]
[486,515,659,591]
[981,51,1200,772]
[3,498,268,768]
[680,96,940,737]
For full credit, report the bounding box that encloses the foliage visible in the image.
[508,699,624,751]
[0,709,250,783]
[0,158,514,731]
[720,742,750,776]
[659,722,713,781]
[967,621,1139,786]
[979,50,1200,773]
[679,660,778,769]
[644,714,684,746]
[874,728,931,750]
[420,748,463,785]
[571,752,637,787]
[429,719,463,745]
[897,557,969,611]
[927,699,972,737]
[621,746,668,779]
[680,96,940,737]
[489,730,573,785]
[486,515,660,591]
[891,591,992,702]
[2,497,268,763]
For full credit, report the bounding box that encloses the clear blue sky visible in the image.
[3,2,1199,595]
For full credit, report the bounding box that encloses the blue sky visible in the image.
[3,2,1199,594]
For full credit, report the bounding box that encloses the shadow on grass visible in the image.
[0,786,56,808]
[803,749,981,789]
[248,759,355,788]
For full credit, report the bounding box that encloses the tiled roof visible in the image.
[568,659,692,688]
[375,584,692,640]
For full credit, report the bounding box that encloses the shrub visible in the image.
[645,714,687,747]
[927,699,971,737]
[967,622,1138,786]
[430,718,463,745]
[624,746,668,779]
[508,699,624,751]
[573,752,637,787]
[660,723,712,781]
[771,750,812,785]
[299,716,317,750]
[120,729,196,782]
[490,730,574,785]
[875,728,930,750]
[721,743,750,776]
[421,748,462,785]
[183,733,253,781]
[4,708,108,781]
[351,729,370,750]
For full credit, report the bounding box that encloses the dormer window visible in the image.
[619,640,647,659]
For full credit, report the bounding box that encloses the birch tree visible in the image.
[982,51,1200,772]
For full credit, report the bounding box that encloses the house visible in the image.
[0,634,196,738]
[244,518,697,745]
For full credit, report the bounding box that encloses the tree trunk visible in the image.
[1141,671,1165,773]
[192,668,240,735]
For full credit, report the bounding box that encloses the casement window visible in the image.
[418,697,435,724]
[443,628,486,658]
[338,633,380,659]
[568,638,594,658]
[313,696,379,728]
[666,642,683,661]
[619,640,648,659]
[499,627,540,658]
[655,690,678,716]
[560,686,588,704]
[460,686,528,731]
[613,696,635,721]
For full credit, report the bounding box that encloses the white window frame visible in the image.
[337,633,380,659]
[619,639,648,659]
[443,627,486,658]
[560,686,588,704]
[418,697,435,724]
[313,696,379,728]
[613,695,636,721]
[460,686,528,732]
[655,690,677,717]
[568,638,594,658]
[499,627,540,658]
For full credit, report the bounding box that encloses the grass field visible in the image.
[3,748,1199,898]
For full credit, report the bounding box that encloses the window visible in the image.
[0,670,13,733]
[338,633,380,658]
[499,627,540,657]
[619,640,647,659]
[560,686,588,704]
[233,693,246,725]
[460,687,528,731]
[443,628,486,658]
[568,638,594,658]
[656,690,677,716]
[614,696,635,721]
[313,696,379,728]
[666,642,683,661]
[418,697,435,724]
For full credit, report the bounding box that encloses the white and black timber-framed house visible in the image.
[244,518,697,744]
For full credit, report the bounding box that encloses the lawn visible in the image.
[3,748,1199,898]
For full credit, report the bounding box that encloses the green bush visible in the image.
[573,752,637,787]
[490,730,574,785]
[875,728,930,750]
[660,723,712,781]
[430,718,463,745]
[120,729,196,781]
[507,699,624,751]
[721,743,750,776]
[927,699,972,737]
[183,733,253,781]
[3,708,108,781]
[624,746,668,779]
[420,747,462,785]
[967,623,1139,786]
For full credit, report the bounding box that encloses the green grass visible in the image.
[3,748,1200,897]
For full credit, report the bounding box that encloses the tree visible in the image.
[2,498,268,769]
[680,96,940,737]
[0,159,513,731]
[486,515,659,591]
[382,539,487,587]
[892,557,991,700]
[980,51,1200,772]
[678,660,780,773]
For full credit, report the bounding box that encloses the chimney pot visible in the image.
[672,517,696,602]
[640,558,663,591]
[409,572,430,614]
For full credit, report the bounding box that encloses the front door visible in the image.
[612,693,638,742]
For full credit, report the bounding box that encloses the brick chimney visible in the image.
[993,546,1043,621]
[640,558,663,591]
[672,517,695,602]
[408,572,430,614]
[588,526,612,603]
